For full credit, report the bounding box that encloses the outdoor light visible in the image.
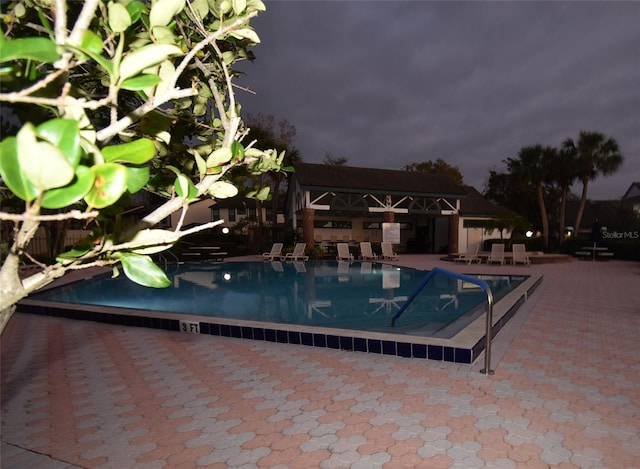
[223,273,231,281]
[222,227,230,234]
[525,230,534,238]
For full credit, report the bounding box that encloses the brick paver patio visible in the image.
[2,256,639,468]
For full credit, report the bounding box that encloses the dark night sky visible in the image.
[236,0,639,200]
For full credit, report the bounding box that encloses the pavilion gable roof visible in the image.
[292,162,466,198]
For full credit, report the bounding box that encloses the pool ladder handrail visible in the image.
[390,267,495,375]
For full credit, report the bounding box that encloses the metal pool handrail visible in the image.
[390,267,495,375]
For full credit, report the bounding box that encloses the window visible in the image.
[314,220,352,229]
[463,219,487,229]
[228,209,236,222]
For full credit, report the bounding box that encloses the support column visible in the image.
[448,214,459,254]
[303,208,315,249]
[383,211,395,223]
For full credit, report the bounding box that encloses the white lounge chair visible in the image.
[262,242,283,261]
[453,244,481,265]
[486,243,505,265]
[359,242,378,261]
[336,243,354,261]
[284,243,309,261]
[512,243,531,266]
[381,242,399,261]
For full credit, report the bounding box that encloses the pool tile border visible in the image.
[17,272,542,365]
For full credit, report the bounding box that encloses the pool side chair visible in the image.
[381,242,399,261]
[336,243,354,261]
[359,242,378,261]
[512,243,531,266]
[285,243,309,261]
[486,243,505,265]
[262,242,283,261]
[453,245,481,265]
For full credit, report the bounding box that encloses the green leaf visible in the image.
[102,138,156,164]
[125,0,146,23]
[152,60,175,97]
[59,97,97,144]
[230,28,260,44]
[12,3,26,17]
[150,26,176,45]
[174,174,198,200]
[56,247,91,265]
[231,141,245,161]
[80,30,104,56]
[246,0,266,12]
[207,181,238,199]
[232,0,247,15]
[165,164,197,200]
[189,149,207,178]
[41,166,95,209]
[85,163,128,208]
[244,147,266,157]
[126,166,150,193]
[119,44,182,82]
[17,123,74,191]
[206,147,232,167]
[67,43,114,76]
[121,74,161,90]
[150,0,186,27]
[128,229,177,254]
[119,253,171,288]
[254,186,271,201]
[140,111,173,134]
[36,119,81,168]
[193,97,207,117]
[191,0,209,18]
[0,136,39,201]
[218,0,232,15]
[221,51,235,65]
[108,1,132,33]
[0,37,61,63]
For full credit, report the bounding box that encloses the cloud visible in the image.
[237,1,640,199]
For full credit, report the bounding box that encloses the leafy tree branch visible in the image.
[0,0,281,333]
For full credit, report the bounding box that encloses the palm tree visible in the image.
[507,145,554,248]
[562,131,623,235]
[551,147,578,241]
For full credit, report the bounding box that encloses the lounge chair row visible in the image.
[262,243,309,261]
[453,243,530,266]
[336,242,398,261]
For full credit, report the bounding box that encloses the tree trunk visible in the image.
[46,219,69,261]
[559,187,567,240]
[536,184,549,248]
[574,178,590,237]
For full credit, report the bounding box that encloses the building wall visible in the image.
[170,199,212,228]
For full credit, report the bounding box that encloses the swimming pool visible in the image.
[21,261,542,364]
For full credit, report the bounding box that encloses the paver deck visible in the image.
[2,255,639,468]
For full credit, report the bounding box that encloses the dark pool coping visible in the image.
[17,268,543,365]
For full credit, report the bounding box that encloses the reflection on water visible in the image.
[33,261,525,338]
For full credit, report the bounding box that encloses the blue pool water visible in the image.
[33,261,526,339]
